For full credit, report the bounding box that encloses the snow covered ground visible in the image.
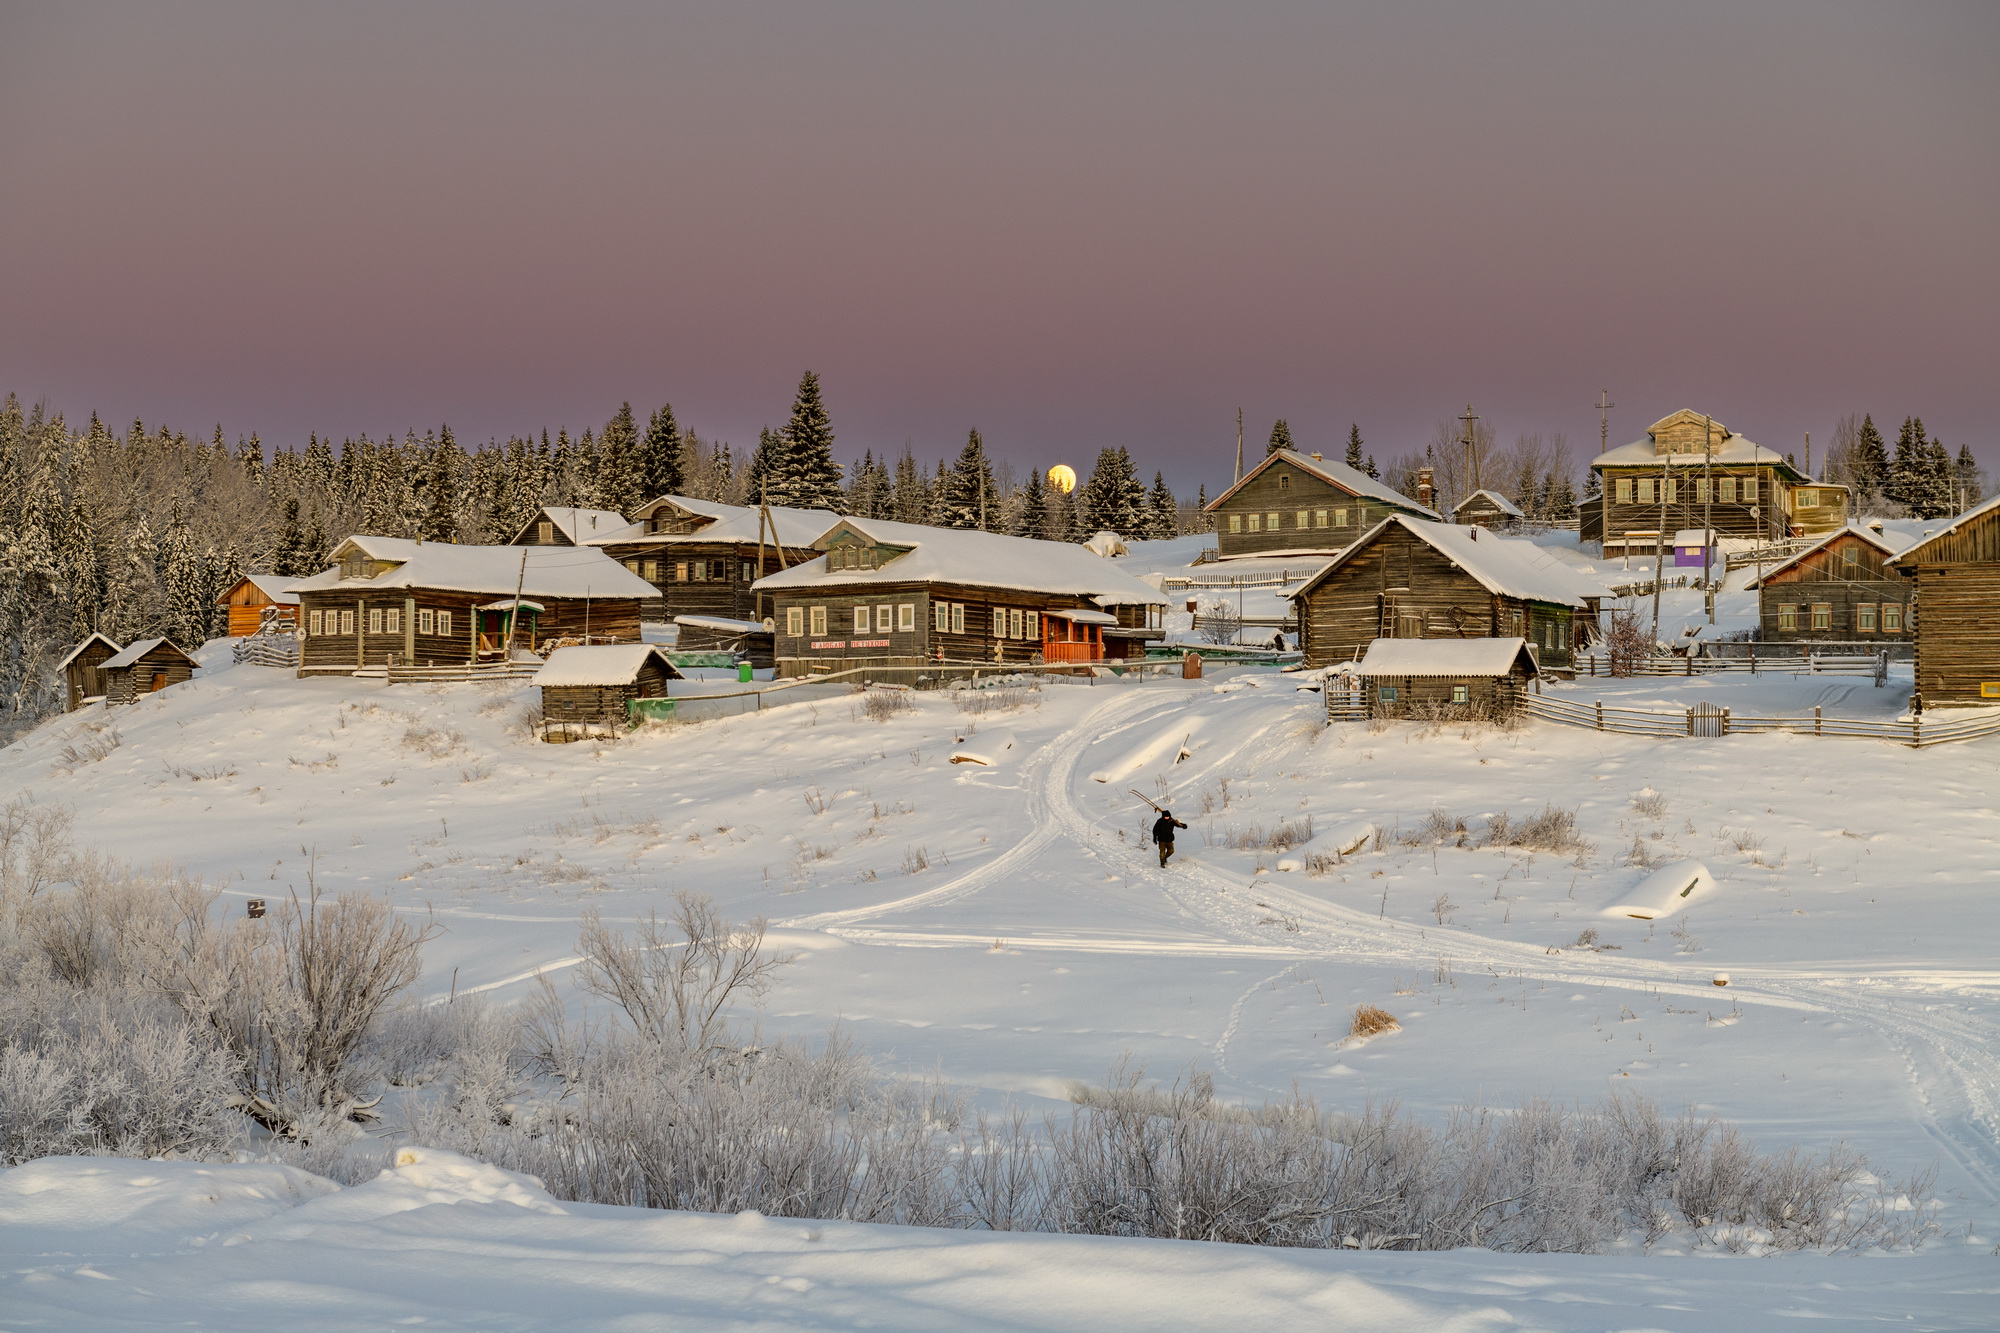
[5,571,1999,1326]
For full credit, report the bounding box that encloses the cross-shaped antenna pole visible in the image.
[1595,389,1615,455]
[1459,404,1481,491]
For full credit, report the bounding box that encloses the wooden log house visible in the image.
[1746,524,1916,646]
[101,638,198,704]
[1288,516,1610,672]
[1202,450,1441,559]
[216,573,301,637]
[510,505,643,548]
[1452,489,1524,530]
[753,517,1169,677]
[588,496,830,626]
[534,643,683,731]
[1350,637,1540,720]
[1579,409,1846,556]
[57,633,123,710]
[1888,494,2000,709]
[290,536,657,676]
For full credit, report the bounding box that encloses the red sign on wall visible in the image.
[809,640,847,649]
[850,638,892,648]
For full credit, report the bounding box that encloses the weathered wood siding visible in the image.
[769,581,1142,675]
[1364,671,1528,719]
[540,660,675,725]
[106,645,195,704]
[601,541,815,623]
[1210,458,1414,557]
[1594,465,1789,548]
[1756,533,1911,642]
[1898,505,2000,707]
[297,589,642,674]
[64,640,120,710]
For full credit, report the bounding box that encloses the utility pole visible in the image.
[1234,409,1243,485]
[1804,431,1812,481]
[1596,389,1615,457]
[1459,405,1482,497]
[1650,453,1670,647]
[1702,414,1715,625]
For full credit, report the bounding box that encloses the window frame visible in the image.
[1267,511,1280,531]
[1777,604,1797,631]
[1637,478,1654,505]
[876,604,892,633]
[1025,610,1039,639]
[1246,514,1261,532]
[1450,684,1470,704]
[1810,603,1832,631]
[852,605,870,633]
[1614,478,1632,503]
[367,607,383,635]
[1379,685,1399,702]
[436,610,451,637]
[308,609,324,636]
[338,609,355,636]
[1334,507,1349,527]
[809,605,828,636]
[1857,603,1878,632]
[950,603,965,634]
[786,607,805,637]
[1296,510,1310,530]
[898,603,915,632]
[1882,603,1903,632]
[1314,509,1328,528]
[385,608,400,635]
[418,608,435,635]
[1228,514,1242,534]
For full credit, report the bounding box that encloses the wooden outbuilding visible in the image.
[1352,637,1539,719]
[290,536,658,676]
[57,633,122,710]
[1288,515,1610,672]
[101,638,198,704]
[1888,494,2000,708]
[754,517,1168,676]
[216,573,301,637]
[511,505,642,547]
[534,644,684,731]
[672,614,776,669]
[1747,524,1914,645]
[1203,450,1441,559]
[590,495,830,626]
[1453,489,1524,530]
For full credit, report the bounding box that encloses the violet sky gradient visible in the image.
[2,1,1995,485]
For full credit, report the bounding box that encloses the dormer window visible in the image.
[535,520,554,543]
[340,555,374,580]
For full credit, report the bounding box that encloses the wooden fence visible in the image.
[1573,651,1887,680]
[231,635,300,669]
[1519,692,2000,747]
[354,661,544,684]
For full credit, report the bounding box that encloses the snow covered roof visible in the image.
[1887,492,2000,567]
[1355,637,1538,677]
[1742,525,1910,588]
[752,517,1169,606]
[1454,489,1523,518]
[477,598,545,612]
[1288,516,1613,608]
[1045,607,1120,625]
[292,538,658,601]
[1589,411,1804,476]
[674,614,772,635]
[56,632,122,671]
[517,506,644,544]
[217,573,301,605]
[1206,450,1442,520]
[102,637,194,671]
[1673,529,1716,546]
[534,644,682,687]
[612,496,833,549]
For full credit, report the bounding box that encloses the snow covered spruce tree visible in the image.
[933,430,1000,530]
[1267,418,1294,455]
[1145,472,1179,539]
[1010,466,1049,538]
[766,371,845,511]
[1077,447,1145,539]
[418,426,465,542]
[596,403,642,517]
[638,403,686,504]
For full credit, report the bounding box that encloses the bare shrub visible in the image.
[400,724,465,759]
[1196,599,1243,645]
[54,726,122,773]
[1224,815,1315,852]
[857,688,916,722]
[573,894,794,1053]
[1631,788,1669,819]
[1406,808,1470,848]
[1350,1005,1399,1039]
[803,784,831,815]
[901,846,932,874]
[1605,605,1651,676]
[953,686,1038,716]
[0,796,74,899]
[1480,805,1591,858]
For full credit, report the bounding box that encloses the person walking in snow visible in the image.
[1151,809,1188,868]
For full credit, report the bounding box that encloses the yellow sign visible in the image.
[1048,464,1077,494]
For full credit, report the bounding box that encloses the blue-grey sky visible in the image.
[1,1,1994,482]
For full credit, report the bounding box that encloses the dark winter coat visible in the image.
[1151,813,1187,845]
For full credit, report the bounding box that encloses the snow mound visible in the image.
[950,728,1017,766]
[1089,718,1201,783]
[1274,819,1377,872]
[1603,858,1717,920]
[263,1147,565,1234]
[0,1157,336,1250]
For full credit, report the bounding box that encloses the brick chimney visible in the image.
[1416,467,1435,510]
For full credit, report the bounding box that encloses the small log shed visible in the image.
[216,574,302,636]
[535,643,684,732]
[101,638,199,705]
[1351,636,1540,720]
[57,633,123,710]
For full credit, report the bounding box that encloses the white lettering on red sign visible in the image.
[851,639,891,648]
[809,640,847,649]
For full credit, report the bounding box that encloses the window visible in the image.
[1451,684,1470,704]
[1857,603,1878,632]
[1777,604,1797,631]
[1229,514,1242,534]
[1742,479,1757,503]
[1663,479,1678,503]
[535,520,553,543]
[1719,477,1737,503]
[1334,507,1349,527]
[691,561,706,583]
[341,556,373,580]
[1695,479,1710,504]
[951,603,965,634]
[675,562,689,582]
[1844,546,1858,566]
[787,607,805,637]
[1811,603,1832,630]
[1278,474,1291,491]
[1379,685,1399,702]
[367,608,383,635]
[419,608,435,635]
[1009,608,1024,639]
[741,562,755,582]
[1315,509,1328,528]
[934,601,949,632]
[898,604,915,632]
[876,605,892,632]
[339,609,355,636]
[308,610,323,636]
[1267,512,1280,530]
[1246,514,1261,532]
[385,609,400,635]
[624,559,641,574]
[1025,611,1039,638]
[1637,479,1654,505]
[1882,603,1903,632]
[852,605,869,632]
[436,610,451,637]
[810,606,828,636]
[1797,488,1817,508]
[1615,479,1633,503]
[1297,511,1309,530]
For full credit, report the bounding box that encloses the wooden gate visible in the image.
[1687,703,1729,737]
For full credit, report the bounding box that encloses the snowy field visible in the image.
[4,560,1998,1329]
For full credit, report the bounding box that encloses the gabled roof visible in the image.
[515,506,644,544]
[1454,488,1523,518]
[56,632,122,671]
[1742,524,1913,588]
[752,517,1169,606]
[534,643,683,687]
[292,537,659,601]
[1886,492,2000,568]
[1205,450,1442,521]
[217,573,301,605]
[1287,515,1613,608]
[1356,637,1538,677]
[103,637,196,671]
[614,496,833,549]
[1589,412,1804,477]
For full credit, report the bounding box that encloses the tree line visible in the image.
[1815,413,1982,519]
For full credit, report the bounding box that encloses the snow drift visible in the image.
[1602,858,1716,920]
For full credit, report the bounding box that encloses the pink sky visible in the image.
[1,1,1994,484]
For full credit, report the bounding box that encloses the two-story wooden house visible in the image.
[1203,450,1440,559]
[1888,494,2000,709]
[753,517,1168,676]
[1580,409,1847,557]
[510,506,642,548]
[1288,516,1610,671]
[291,536,657,675]
[1746,523,1918,646]
[585,496,830,627]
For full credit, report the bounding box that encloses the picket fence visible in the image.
[1520,693,2000,748]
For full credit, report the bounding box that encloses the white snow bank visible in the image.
[950,728,1017,766]
[1089,716,1202,783]
[3,1153,1991,1331]
[1274,820,1378,872]
[1602,858,1717,920]
[257,1147,565,1234]
[0,1157,336,1252]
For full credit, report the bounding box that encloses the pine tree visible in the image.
[1850,414,1888,509]
[638,404,686,501]
[1364,455,1379,479]
[1886,416,1925,511]
[846,449,891,518]
[745,426,780,504]
[1267,419,1294,456]
[157,504,206,649]
[890,447,930,523]
[1078,447,1142,537]
[1955,443,1984,508]
[597,402,641,516]
[1011,466,1049,538]
[1146,472,1178,539]
[1344,425,1364,471]
[773,371,845,510]
[237,432,264,483]
[933,430,999,529]
[273,499,313,576]
[420,425,464,542]
[1547,472,1577,520]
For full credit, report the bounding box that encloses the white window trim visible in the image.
[786,607,805,637]
[898,603,915,632]
[852,605,869,633]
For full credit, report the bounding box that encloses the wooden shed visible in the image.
[673,614,776,669]
[1452,489,1524,530]
[1888,494,2000,709]
[534,644,684,732]
[101,638,198,705]
[1352,636,1539,720]
[217,573,301,636]
[57,633,122,710]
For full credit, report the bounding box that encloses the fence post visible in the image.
[1595,700,1603,731]
[1912,714,1921,748]
[1721,707,1730,736]
[1686,706,1694,736]
[1814,705,1821,736]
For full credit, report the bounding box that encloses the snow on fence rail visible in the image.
[1519,693,2000,747]
[363,661,544,684]
[231,634,300,669]
[1573,651,1888,680]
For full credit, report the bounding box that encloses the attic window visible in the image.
[340,556,374,580]
[535,520,553,543]
[1278,474,1291,492]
